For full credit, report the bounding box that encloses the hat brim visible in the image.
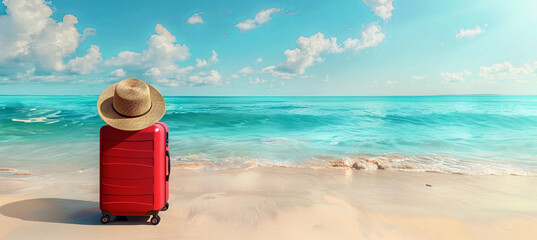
[97,83,166,131]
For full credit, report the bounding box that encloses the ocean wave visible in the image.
[260,137,303,145]
[12,117,47,123]
[170,153,537,176]
[9,108,63,124]
[12,117,59,124]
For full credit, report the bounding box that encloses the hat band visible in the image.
[112,103,153,118]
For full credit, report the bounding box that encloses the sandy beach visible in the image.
[1,166,536,239]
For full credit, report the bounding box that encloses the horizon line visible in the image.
[2,94,536,97]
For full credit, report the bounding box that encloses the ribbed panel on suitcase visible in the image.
[101,138,155,214]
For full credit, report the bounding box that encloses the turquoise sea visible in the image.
[1,95,537,178]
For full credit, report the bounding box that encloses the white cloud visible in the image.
[235,8,282,32]
[264,22,384,78]
[142,24,190,64]
[142,64,191,86]
[455,25,485,39]
[105,24,194,86]
[256,58,263,63]
[196,50,219,68]
[324,74,330,82]
[20,14,79,71]
[188,70,222,85]
[72,79,108,85]
[110,68,126,77]
[143,65,195,83]
[176,66,196,75]
[67,45,102,74]
[81,27,97,41]
[148,66,195,87]
[105,24,190,68]
[438,61,537,85]
[0,0,54,62]
[0,77,14,84]
[0,0,98,76]
[144,67,162,77]
[411,75,427,81]
[386,80,397,85]
[28,75,74,82]
[362,0,394,20]
[478,61,536,83]
[15,67,36,81]
[231,74,240,79]
[15,67,75,83]
[238,66,254,74]
[249,77,267,85]
[187,12,204,25]
[105,51,142,67]
[262,66,294,79]
[440,70,471,83]
[156,78,180,87]
[343,22,385,51]
[263,32,342,76]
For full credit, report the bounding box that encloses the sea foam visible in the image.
[170,153,537,176]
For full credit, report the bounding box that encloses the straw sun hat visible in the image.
[97,78,166,131]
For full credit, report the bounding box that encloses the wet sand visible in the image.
[1,167,537,239]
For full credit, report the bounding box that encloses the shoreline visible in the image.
[1,167,537,239]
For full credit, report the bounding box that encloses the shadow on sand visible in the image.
[0,198,151,225]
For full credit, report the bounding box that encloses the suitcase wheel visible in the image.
[161,202,169,211]
[150,215,161,225]
[100,215,111,224]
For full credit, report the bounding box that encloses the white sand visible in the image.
[1,167,537,239]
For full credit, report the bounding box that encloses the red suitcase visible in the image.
[99,122,170,225]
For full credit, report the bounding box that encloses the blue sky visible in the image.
[0,0,536,96]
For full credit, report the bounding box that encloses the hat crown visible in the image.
[113,78,152,117]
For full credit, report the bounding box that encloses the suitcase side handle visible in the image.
[165,150,170,181]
